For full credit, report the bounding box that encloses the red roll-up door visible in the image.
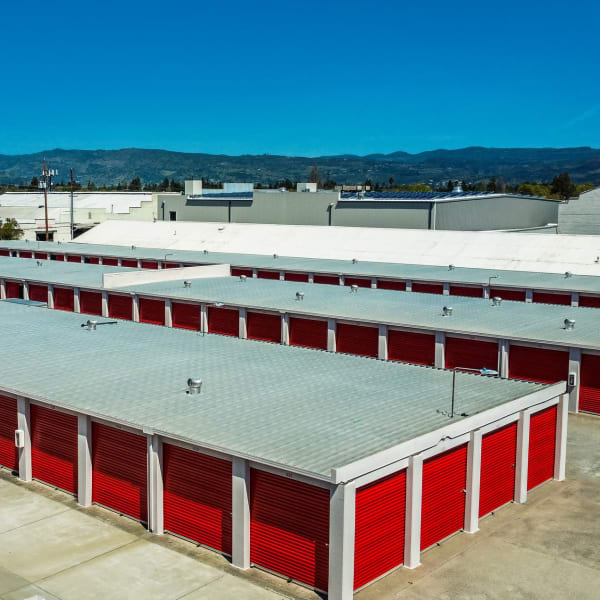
[67,255,82,263]
[139,297,165,326]
[0,395,18,471]
[490,287,526,302]
[121,258,138,268]
[20,251,32,258]
[5,281,23,299]
[86,256,100,265]
[28,284,47,303]
[141,260,159,269]
[80,290,103,315]
[163,444,232,554]
[284,272,309,282]
[336,322,378,358]
[345,277,371,288]
[108,294,132,320]
[580,354,600,414]
[354,470,406,590]
[579,295,600,308]
[34,252,48,260]
[172,302,200,331]
[53,287,74,311]
[92,422,147,521]
[313,274,339,285]
[527,406,557,490]
[421,444,468,551]
[250,469,329,591]
[231,267,253,277]
[102,257,119,266]
[257,270,280,280]
[377,279,406,291]
[445,337,498,371]
[247,311,281,343]
[50,254,65,261]
[164,262,180,269]
[388,330,435,366]
[508,345,568,384]
[412,282,444,295]
[450,285,483,298]
[532,291,571,306]
[289,317,327,350]
[0,248,9,256]
[479,422,517,517]
[208,306,238,336]
[30,404,77,494]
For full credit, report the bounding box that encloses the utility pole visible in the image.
[42,159,49,241]
[70,168,74,240]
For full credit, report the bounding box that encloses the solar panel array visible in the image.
[339,191,498,200]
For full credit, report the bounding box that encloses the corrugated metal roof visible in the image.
[559,188,600,235]
[0,301,546,479]
[339,191,551,202]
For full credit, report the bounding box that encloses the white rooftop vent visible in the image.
[86,319,98,330]
[564,271,572,278]
[453,182,463,193]
[442,306,453,317]
[183,280,191,288]
[187,377,202,394]
[564,318,575,330]
[448,264,455,270]
[273,253,278,259]
[350,284,359,293]
[352,258,358,264]
[296,291,304,301]
[492,296,502,306]
[239,274,247,282]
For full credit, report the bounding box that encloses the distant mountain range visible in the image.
[0,147,599,186]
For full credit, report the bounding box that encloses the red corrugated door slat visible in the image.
[388,330,435,366]
[86,256,100,264]
[527,406,557,490]
[5,281,23,299]
[532,291,571,305]
[345,277,371,288]
[336,323,378,357]
[289,317,327,350]
[208,306,238,336]
[313,274,339,285]
[508,345,568,384]
[250,469,329,591]
[20,251,32,258]
[141,261,159,269]
[257,270,280,280]
[102,257,119,266]
[412,282,444,294]
[108,294,132,320]
[172,302,201,331]
[80,290,103,316]
[284,272,309,282]
[421,444,468,550]
[50,254,65,261]
[450,285,483,298]
[0,395,18,471]
[479,422,517,517]
[163,444,232,553]
[579,295,600,308]
[247,312,281,343]
[354,470,406,590]
[28,284,48,302]
[377,279,406,291]
[231,267,253,277]
[92,422,147,521]
[67,255,82,263]
[30,404,78,494]
[53,287,74,311]
[164,262,180,269]
[580,354,600,414]
[121,258,138,268]
[0,249,9,256]
[34,252,48,259]
[139,297,165,325]
[445,337,498,371]
[490,287,526,302]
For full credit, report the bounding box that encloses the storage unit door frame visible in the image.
[108,293,133,320]
[247,311,281,343]
[53,287,75,311]
[444,336,499,372]
[490,287,526,302]
[376,279,406,291]
[28,283,48,302]
[313,274,339,285]
[284,272,309,282]
[171,302,201,331]
[336,322,378,358]
[387,330,435,366]
[527,406,557,491]
[139,297,166,326]
[207,306,239,336]
[580,353,600,414]
[412,282,444,295]
[508,345,569,384]
[532,291,571,305]
[289,317,327,350]
[344,277,371,288]
[0,395,18,471]
[79,290,103,316]
[257,270,280,280]
[449,285,483,298]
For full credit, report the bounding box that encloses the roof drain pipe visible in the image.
[81,319,118,330]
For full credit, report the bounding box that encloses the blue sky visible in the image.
[1,0,598,156]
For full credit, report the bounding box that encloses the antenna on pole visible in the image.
[41,159,58,242]
[70,168,74,240]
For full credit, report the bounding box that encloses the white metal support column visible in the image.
[0,279,5,300]
[147,434,164,534]
[164,299,172,328]
[339,274,345,286]
[200,303,208,333]
[98,257,103,265]
[405,280,413,292]
[251,268,257,279]
[568,348,581,413]
[232,457,250,569]
[404,454,423,569]
[442,283,450,296]
[279,271,285,281]
[378,324,388,360]
[281,313,289,345]
[554,394,569,481]
[239,308,247,339]
[514,410,530,504]
[483,286,491,300]
[117,258,122,267]
[370,278,377,289]
[328,482,356,600]
[464,429,482,534]
[499,339,509,378]
[77,414,92,507]
[327,318,337,352]
[101,291,109,318]
[308,272,314,284]
[73,288,81,313]
[132,295,140,322]
[80,255,85,263]
[47,284,54,309]
[17,398,31,482]
[23,281,29,301]
[137,259,142,269]
[434,331,445,368]
[525,289,533,303]
[571,292,579,307]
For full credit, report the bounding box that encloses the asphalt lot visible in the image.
[0,413,597,600]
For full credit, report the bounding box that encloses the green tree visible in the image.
[486,177,497,192]
[308,165,322,187]
[129,177,142,191]
[0,218,23,240]
[87,180,97,191]
[551,172,576,200]
[30,176,39,189]
[158,177,170,191]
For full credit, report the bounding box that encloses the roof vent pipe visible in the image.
[203,249,208,254]
[239,274,247,282]
[296,291,304,301]
[492,296,502,306]
[352,258,357,264]
[86,319,97,330]
[273,253,278,259]
[442,306,453,317]
[183,280,191,288]
[350,284,359,293]
[448,264,455,270]
[564,271,572,278]
[187,377,202,394]
[564,318,575,330]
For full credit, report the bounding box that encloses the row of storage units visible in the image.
[0,388,567,598]
[2,277,598,416]
[3,247,600,308]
